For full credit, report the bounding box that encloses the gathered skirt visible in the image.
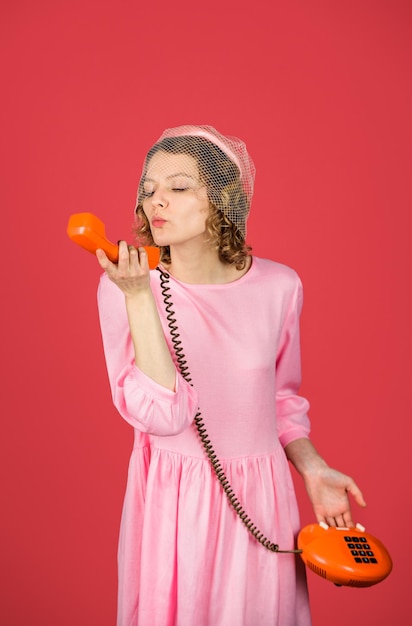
[117,440,311,626]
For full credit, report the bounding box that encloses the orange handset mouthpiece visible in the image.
[67,212,160,269]
[297,523,392,587]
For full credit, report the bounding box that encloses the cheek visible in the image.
[194,191,211,217]
[191,203,210,229]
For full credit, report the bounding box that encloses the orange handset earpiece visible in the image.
[67,212,160,268]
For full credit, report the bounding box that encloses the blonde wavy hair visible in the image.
[134,135,252,270]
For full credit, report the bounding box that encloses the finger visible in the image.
[346,481,367,508]
[96,248,110,269]
[117,241,131,270]
[334,514,347,528]
[128,246,148,275]
[137,247,149,271]
[342,511,355,528]
[314,510,333,527]
[128,245,139,268]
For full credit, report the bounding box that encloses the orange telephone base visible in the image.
[298,523,392,587]
[67,212,160,269]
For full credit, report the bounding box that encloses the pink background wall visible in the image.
[1,1,411,624]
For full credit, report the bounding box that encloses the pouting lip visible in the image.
[151,218,167,227]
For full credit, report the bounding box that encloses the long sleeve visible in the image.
[97,273,198,435]
[275,274,311,447]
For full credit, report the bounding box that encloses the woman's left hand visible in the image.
[303,465,366,528]
[285,438,366,528]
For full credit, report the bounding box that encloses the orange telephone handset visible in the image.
[67,212,160,268]
[297,523,392,587]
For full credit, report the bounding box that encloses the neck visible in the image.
[164,243,248,285]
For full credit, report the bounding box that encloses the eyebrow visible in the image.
[144,172,197,182]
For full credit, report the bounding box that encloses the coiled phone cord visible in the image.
[158,268,302,555]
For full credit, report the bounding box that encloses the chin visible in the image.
[149,229,165,244]
[152,235,171,248]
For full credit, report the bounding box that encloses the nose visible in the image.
[151,188,168,209]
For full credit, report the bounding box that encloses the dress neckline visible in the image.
[156,256,256,289]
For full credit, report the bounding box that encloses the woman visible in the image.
[96,125,365,626]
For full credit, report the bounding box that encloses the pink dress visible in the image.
[97,257,312,626]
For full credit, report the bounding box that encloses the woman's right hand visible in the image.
[96,241,151,298]
[97,241,176,391]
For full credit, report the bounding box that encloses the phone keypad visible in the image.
[344,536,378,564]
